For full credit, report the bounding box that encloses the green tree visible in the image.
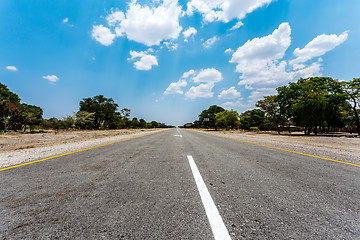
[131,117,139,128]
[256,95,285,134]
[21,104,43,131]
[139,118,147,128]
[75,111,95,129]
[198,105,225,130]
[0,83,21,130]
[79,95,120,129]
[276,77,347,135]
[239,109,265,130]
[215,110,239,130]
[343,78,360,135]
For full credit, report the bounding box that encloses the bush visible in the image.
[250,127,260,133]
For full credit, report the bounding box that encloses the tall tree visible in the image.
[256,95,285,134]
[0,83,21,130]
[276,77,347,135]
[79,95,119,129]
[239,109,265,130]
[21,104,43,131]
[343,78,360,135]
[215,110,239,130]
[198,105,225,130]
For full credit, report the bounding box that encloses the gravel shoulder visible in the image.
[194,129,360,166]
[0,129,165,168]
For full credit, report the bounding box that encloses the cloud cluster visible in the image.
[91,25,116,46]
[225,22,348,110]
[183,27,197,42]
[218,87,241,99]
[164,79,188,95]
[93,0,182,47]
[186,0,273,23]
[43,75,59,83]
[203,36,218,48]
[6,66,18,71]
[128,50,158,71]
[290,31,348,67]
[164,68,223,99]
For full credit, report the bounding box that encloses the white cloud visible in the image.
[91,25,116,46]
[186,0,273,23]
[229,21,244,31]
[218,86,241,99]
[185,83,214,99]
[225,48,233,54]
[106,11,125,27]
[203,36,218,48]
[62,18,69,23]
[43,75,59,83]
[164,79,188,95]
[229,22,347,100]
[193,68,223,83]
[103,0,182,46]
[290,31,348,66]
[163,41,178,51]
[128,50,158,71]
[6,66,18,71]
[182,69,195,78]
[183,27,197,41]
[230,23,294,88]
[221,99,250,110]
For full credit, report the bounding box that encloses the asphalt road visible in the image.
[1,129,359,239]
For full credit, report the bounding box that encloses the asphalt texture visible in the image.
[0,129,359,239]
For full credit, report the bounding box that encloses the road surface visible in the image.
[1,129,359,239]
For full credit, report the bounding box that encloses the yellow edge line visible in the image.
[197,130,360,168]
[0,132,157,172]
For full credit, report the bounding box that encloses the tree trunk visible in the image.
[304,126,307,136]
[353,107,360,135]
[307,126,312,135]
[314,126,318,136]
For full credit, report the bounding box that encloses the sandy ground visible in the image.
[197,130,360,165]
[0,129,164,168]
[0,129,153,153]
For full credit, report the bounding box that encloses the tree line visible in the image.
[0,82,172,132]
[183,77,360,135]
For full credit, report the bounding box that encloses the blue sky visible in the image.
[1,0,359,126]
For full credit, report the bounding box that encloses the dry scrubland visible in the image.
[198,130,360,166]
[0,129,163,168]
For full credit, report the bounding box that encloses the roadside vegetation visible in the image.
[183,77,360,135]
[0,82,172,132]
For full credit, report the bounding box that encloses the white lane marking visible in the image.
[187,155,232,240]
[174,134,183,138]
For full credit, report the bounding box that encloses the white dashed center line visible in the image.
[187,155,232,240]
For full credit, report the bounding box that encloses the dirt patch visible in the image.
[0,129,153,153]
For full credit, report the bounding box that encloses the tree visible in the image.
[198,105,225,130]
[139,118,147,128]
[343,78,360,135]
[0,83,21,130]
[256,95,285,134]
[75,111,95,129]
[215,110,239,130]
[131,117,139,128]
[239,109,265,130]
[276,77,347,135]
[79,95,120,129]
[21,104,43,131]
